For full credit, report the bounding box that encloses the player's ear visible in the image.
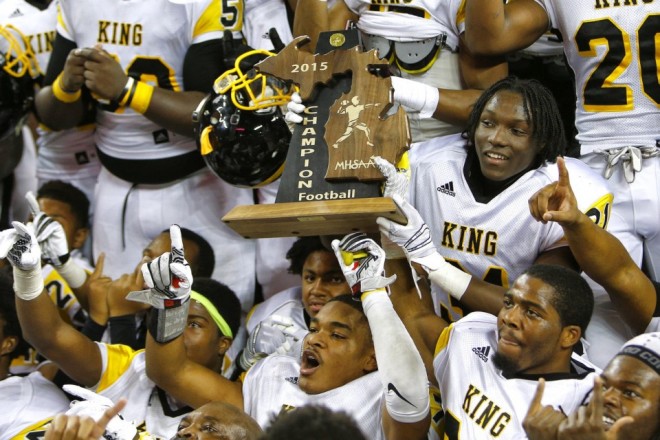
[0,335,18,357]
[216,336,233,356]
[559,325,581,350]
[363,349,377,374]
[72,226,89,250]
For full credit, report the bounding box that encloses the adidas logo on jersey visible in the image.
[437,181,455,197]
[285,376,299,385]
[472,346,490,362]
[9,8,24,18]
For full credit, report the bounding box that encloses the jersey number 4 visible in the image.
[576,14,660,111]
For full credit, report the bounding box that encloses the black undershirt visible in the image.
[463,151,536,204]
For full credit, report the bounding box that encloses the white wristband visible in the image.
[391,76,439,119]
[13,265,45,301]
[56,258,88,289]
[427,261,472,301]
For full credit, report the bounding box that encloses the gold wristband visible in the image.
[52,73,81,103]
[128,81,154,114]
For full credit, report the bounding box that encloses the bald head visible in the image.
[172,401,262,440]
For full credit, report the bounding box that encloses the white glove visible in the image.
[376,194,472,300]
[332,233,396,296]
[0,221,41,271]
[239,315,308,370]
[25,192,88,288]
[0,222,45,301]
[26,192,70,267]
[63,385,138,440]
[127,225,192,343]
[284,91,305,124]
[373,155,408,199]
[390,76,439,119]
[127,224,192,308]
[376,194,443,271]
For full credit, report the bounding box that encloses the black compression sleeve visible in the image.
[183,39,226,92]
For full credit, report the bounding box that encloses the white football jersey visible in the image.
[534,0,659,151]
[246,286,306,335]
[344,0,465,50]
[0,371,70,439]
[410,135,612,321]
[7,1,101,183]
[344,0,467,142]
[243,0,292,50]
[56,0,230,161]
[432,313,598,439]
[93,343,190,439]
[0,0,38,20]
[243,354,385,438]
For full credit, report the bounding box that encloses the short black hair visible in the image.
[37,180,90,228]
[523,264,594,335]
[192,277,242,337]
[0,270,28,359]
[262,405,366,440]
[162,227,215,278]
[464,76,566,168]
[286,236,329,275]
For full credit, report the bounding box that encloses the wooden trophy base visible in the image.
[222,197,406,239]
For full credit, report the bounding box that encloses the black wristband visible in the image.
[147,298,190,343]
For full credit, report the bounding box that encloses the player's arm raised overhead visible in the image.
[332,233,430,440]
[0,222,103,387]
[141,226,243,410]
[529,157,656,334]
[463,0,549,55]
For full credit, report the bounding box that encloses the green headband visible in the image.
[190,291,233,338]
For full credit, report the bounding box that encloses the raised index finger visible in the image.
[94,399,127,437]
[526,378,546,416]
[169,224,184,263]
[556,157,571,189]
[25,192,41,217]
[588,375,604,424]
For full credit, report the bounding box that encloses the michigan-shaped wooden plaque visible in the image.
[222,30,409,239]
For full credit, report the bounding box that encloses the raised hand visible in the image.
[51,385,136,440]
[133,224,192,305]
[373,156,408,199]
[0,221,41,271]
[26,191,71,267]
[528,157,580,226]
[376,194,442,271]
[331,233,396,296]
[0,222,45,301]
[558,376,634,440]
[239,315,309,370]
[523,378,567,440]
[126,225,192,343]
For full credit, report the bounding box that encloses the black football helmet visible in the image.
[195,49,293,188]
[0,25,39,179]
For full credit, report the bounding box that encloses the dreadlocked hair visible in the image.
[463,76,567,168]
